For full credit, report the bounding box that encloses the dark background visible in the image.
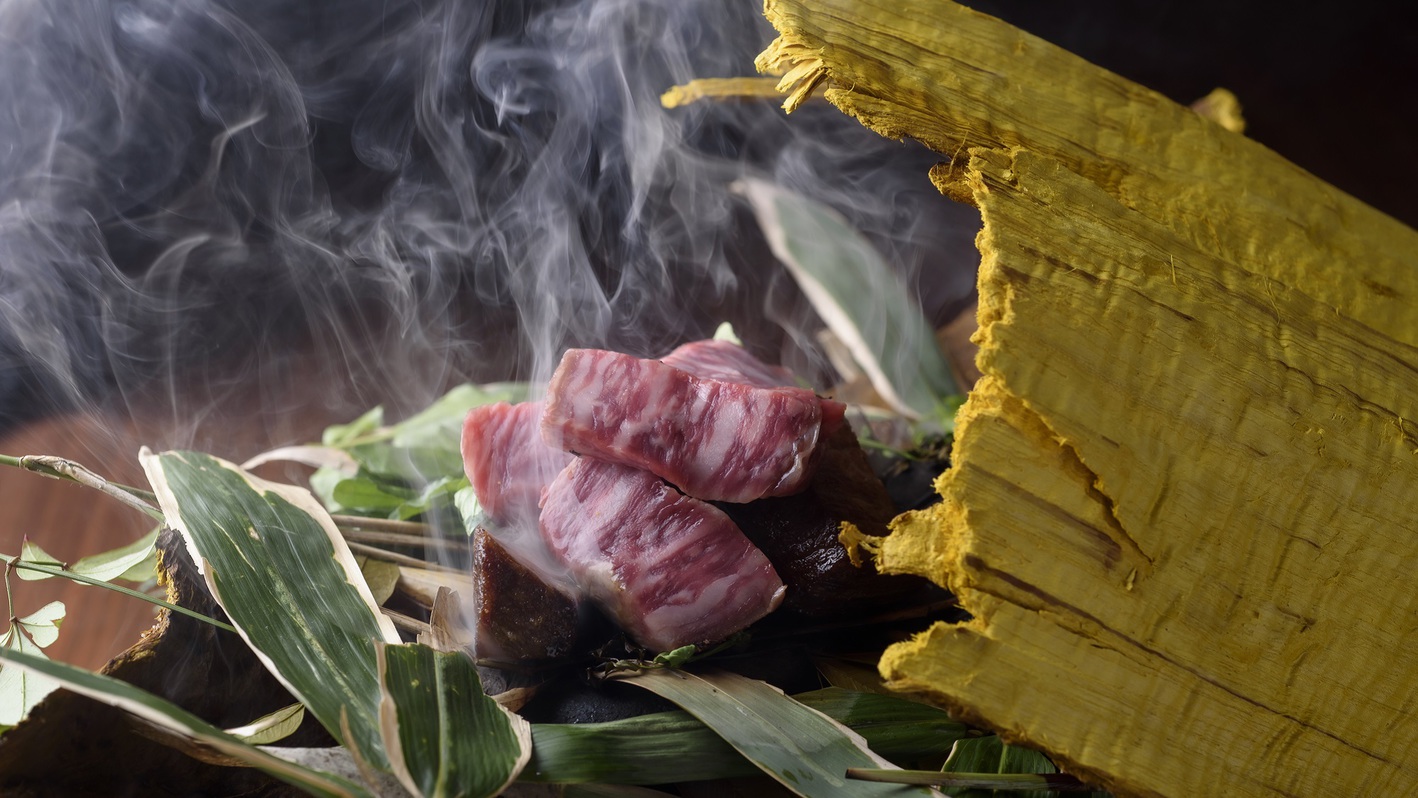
[970,0,1418,227]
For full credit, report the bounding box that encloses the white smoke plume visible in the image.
[0,0,978,445]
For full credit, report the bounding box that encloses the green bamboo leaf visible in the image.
[15,601,65,648]
[736,177,959,422]
[226,702,307,746]
[14,538,63,582]
[525,688,966,786]
[0,623,61,726]
[140,449,402,772]
[617,670,937,797]
[377,643,532,798]
[71,528,160,582]
[943,736,1092,798]
[0,646,372,797]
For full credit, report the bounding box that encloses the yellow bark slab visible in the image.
[759,1,1418,796]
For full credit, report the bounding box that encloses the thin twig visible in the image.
[846,767,1094,791]
[382,607,432,636]
[330,514,433,537]
[346,541,461,573]
[339,528,466,552]
[6,559,236,634]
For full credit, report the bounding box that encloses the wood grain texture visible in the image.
[760,1,1418,795]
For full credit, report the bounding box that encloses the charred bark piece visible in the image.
[472,527,582,662]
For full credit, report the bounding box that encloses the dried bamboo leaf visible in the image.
[141,449,401,772]
[226,702,307,746]
[736,177,958,421]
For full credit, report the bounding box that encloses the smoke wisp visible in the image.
[0,0,978,445]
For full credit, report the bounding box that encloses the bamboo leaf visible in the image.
[736,177,958,421]
[15,601,65,648]
[377,643,532,798]
[0,623,61,726]
[140,449,401,772]
[525,687,966,786]
[617,670,938,797]
[241,445,360,474]
[942,736,1098,798]
[226,702,307,745]
[0,646,372,797]
[71,528,160,582]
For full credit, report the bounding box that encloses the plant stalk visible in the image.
[846,767,1094,791]
[6,560,236,634]
[1,453,162,520]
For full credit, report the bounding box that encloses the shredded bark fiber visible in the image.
[759,1,1418,795]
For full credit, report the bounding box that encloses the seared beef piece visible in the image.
[660,339,797,389]
[472,528,581,662]
[717,492,917,617]
[810,421,898,536]
[461,401,573,524]
[718,421,922,616]
[541,348,844,503]
[539,457,785,651]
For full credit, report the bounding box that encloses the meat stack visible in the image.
[461,341,849,653]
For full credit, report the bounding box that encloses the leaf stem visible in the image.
[7,560,237,634]
[845,767,1095,791]
[0,453,163,521]
[330,514,433,537]
[346,541,461,573]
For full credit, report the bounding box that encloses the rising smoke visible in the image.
[0,0,978,443]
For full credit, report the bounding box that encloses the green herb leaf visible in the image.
[377,643,532,798]
[737,177,959,422]
[140,449,401,772]
[453,486,483,536]
[0,646,372,796]
[323,406,385,448]
[15,601,65,648]
[388,383,527,451]
[618,670,937,797]
[14,538,63,582]
[0,622,61,726]
[71,528,160,583]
